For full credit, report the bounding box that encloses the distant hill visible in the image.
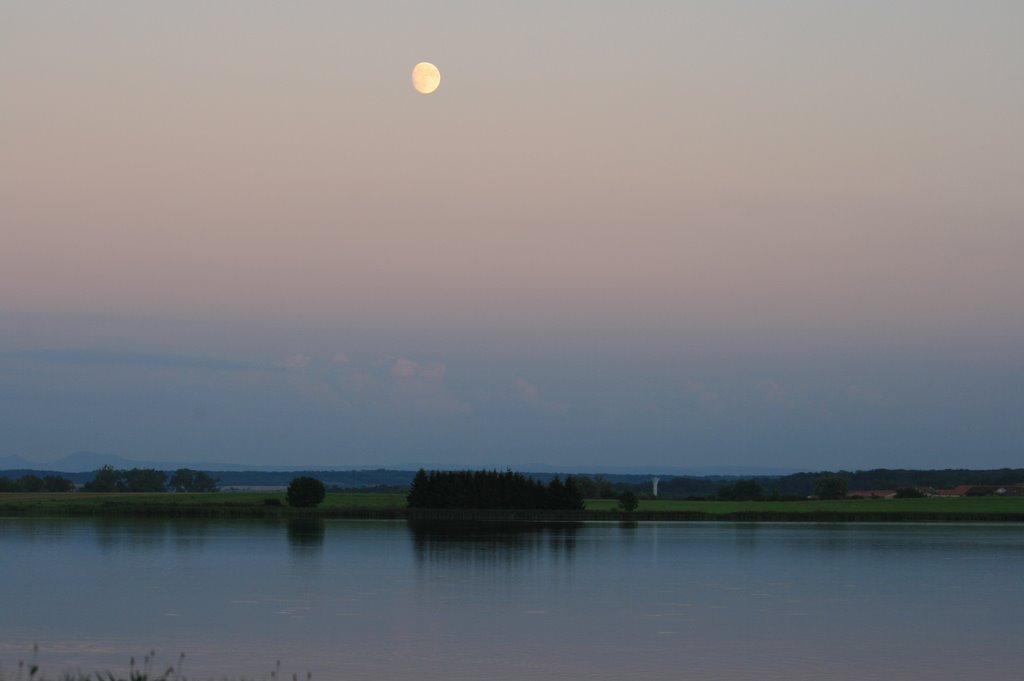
[0,455,34,469]
[4,454,1023,498]
[2,451,345,474]
[4,452,800,477]
[394,461,799,477]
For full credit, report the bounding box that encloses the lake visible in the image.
[1,518,1022,680]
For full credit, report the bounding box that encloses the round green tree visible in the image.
[618,491,639,512]
[286,476,326,508]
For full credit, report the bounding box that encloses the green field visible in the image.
[584,496,1024,515]
[2,491,1024,521]
[0,491,407,517]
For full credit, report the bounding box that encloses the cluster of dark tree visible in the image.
[82,466,169,492]
[169,468,219,492]
[572,475,621,499]
[716,475,849,500]
[716,479,769,501]
[813,475,850,499]
[651,477,721,498]
[79,465,219,493]
[286,476,326,507]
[407,469,586,510]
[612,476,759,499]
[762,468,1024,497]
[0,474,75,493]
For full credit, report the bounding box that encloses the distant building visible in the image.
[931,484,1024,497]
[933,485,973,497]
[846,489,897,499]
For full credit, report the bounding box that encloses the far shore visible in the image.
[2,491,1023,522]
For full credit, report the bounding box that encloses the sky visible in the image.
[2,1,1022,472]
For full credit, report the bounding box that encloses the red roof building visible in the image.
[846,489,897,499]
[933,485,974,497]
[934,484,1024,497]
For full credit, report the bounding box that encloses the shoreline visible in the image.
[2,492,1024,523]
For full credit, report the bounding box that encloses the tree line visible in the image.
[714,475,849,501]
[407,469,585,510]
[0,466,221,493]
[78,465,219,493]
[769,468,1024,496]
[0,474,75,493]
[614,468,1024,500]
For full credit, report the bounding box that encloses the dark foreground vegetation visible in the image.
[0,474,74,493]
[406,469,585,510]
[0,648,306,681]
[3,463,1024,522]
[5,465,1024,501]
[2,490,1023,522]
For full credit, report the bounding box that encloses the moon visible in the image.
[412,62,441,94]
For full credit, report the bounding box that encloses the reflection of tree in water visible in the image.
[287,518,325,553]
[92,518,212,553]
[93,518,167,553]
[2,518,71,544]
[408,521,578,566]
[171,519,211,551]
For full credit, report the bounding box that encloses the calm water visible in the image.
[1,518,1022,680]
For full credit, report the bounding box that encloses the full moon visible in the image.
[412,62,441,94]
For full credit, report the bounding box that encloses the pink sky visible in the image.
[1,2,1022,468]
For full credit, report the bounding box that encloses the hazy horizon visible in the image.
[2,2,1022,471]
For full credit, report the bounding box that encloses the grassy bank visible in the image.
[0,649,292,681]
[0,491,407,518]
[2,492,1024,521]
[586,496,1024,515]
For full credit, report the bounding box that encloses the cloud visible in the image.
[845,384,898,406]
[420,362,446,380]
[5,348,256,372]
[687,380,719,404]
[754,379,791,405]
[384,358,469,414]
[390,358,419,377]
[332,352,350,365]
[515,378,539,402]
[390,358,446,380]
[283,354,311,370]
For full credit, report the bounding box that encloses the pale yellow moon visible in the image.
[412,62,441,94]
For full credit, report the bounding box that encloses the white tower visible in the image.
[652,476,660,497]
